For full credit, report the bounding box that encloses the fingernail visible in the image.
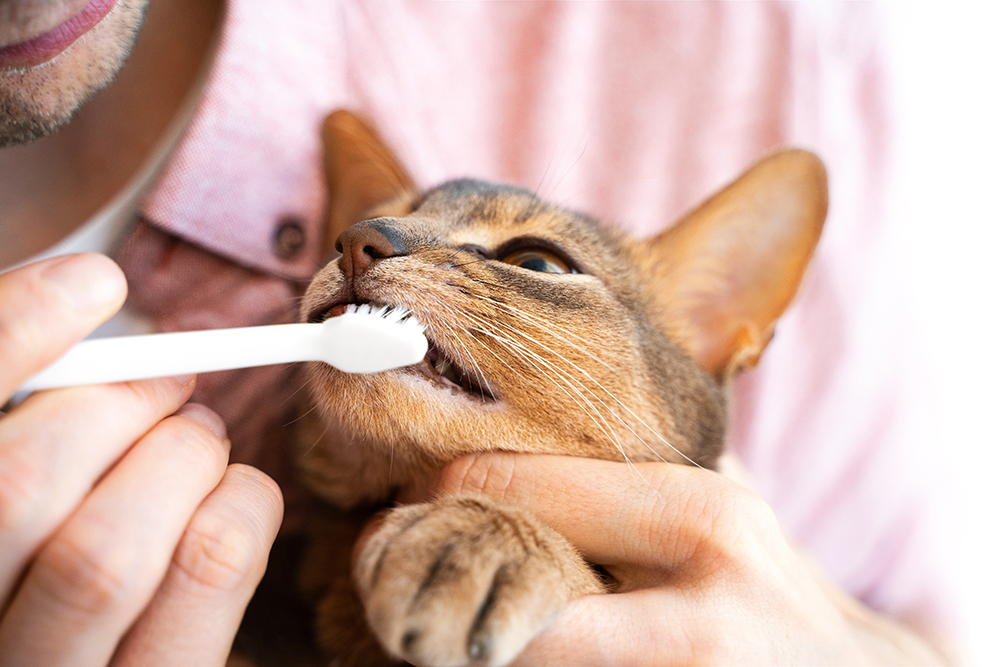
[42,254,126,311]
[176,403,228,439]
[172,374,197,387]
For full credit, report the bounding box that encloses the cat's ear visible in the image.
[321,110,416,258]
[644,150,827,381]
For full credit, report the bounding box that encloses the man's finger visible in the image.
[0,376,196,604]
[0,407,230,667]
[510,591,696,667]
[436,453,775,571]
[112,464,283,667]
[0,254,126,400]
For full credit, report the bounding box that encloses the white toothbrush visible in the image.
[19,304,428,392]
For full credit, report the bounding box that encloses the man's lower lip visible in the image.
[0,0,121,69]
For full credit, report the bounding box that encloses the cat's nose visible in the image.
[335,219,408,282]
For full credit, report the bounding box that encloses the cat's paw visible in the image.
[354,493,603,667]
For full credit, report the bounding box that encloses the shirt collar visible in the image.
[139,0,343,280]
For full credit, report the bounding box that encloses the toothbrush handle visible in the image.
[20,324,324,391]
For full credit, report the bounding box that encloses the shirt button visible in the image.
[273,216,307,260]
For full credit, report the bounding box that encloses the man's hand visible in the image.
[435,453,949,666]
[0,254,283,667]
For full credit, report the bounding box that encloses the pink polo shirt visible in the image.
[115,0,959,642]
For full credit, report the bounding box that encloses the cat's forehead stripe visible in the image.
[415,179,614,256]
[420,179,551,227]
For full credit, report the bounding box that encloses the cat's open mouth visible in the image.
[414,341,497,402]
[314,300,498,403]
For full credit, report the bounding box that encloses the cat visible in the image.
[292,110,827,667]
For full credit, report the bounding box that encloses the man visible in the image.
[0,1,956,664]
[2,1,285,664]
[2,0,142,146]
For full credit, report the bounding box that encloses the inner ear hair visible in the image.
[643,149,828,381]
[322,110,416,259]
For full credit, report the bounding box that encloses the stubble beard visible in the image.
[0,0,148,148]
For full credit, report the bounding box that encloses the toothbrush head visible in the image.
[320,304,428,373]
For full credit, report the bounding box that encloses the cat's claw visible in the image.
[354,494,603,667]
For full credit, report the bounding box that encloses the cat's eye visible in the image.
[500,248,576,274]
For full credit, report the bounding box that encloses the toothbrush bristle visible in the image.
[383,307,407,323]
[346,303,369,315]
[341,303,425,332]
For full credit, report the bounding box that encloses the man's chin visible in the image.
[0,0,147,148]
[0,109,66,149]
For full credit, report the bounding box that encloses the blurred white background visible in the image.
[882,2,1000,664]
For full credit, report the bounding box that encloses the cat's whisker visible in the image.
[451,260,489,269]
[468,277,512,293]
[464,315,623,446]
[468,316,621,433]
[532,150,558,202]
[456,336,494,401]
[501,338,644,456]
[439,309,496,401]
[473,309,704,470]
[465,292,619,374]
[282,373,321,408]
[538,133,589,203]
[466,299,704,468]
[436,250,464,270]
[466,315,639,472]
[476,328,638,472]
[464,309,675,467]
[510,348,640,473]
[283,402,318,428]
[300,413,333,458]
[442,284,689,470]
[490,336,647,476]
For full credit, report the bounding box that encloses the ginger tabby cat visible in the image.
[293,110,827,667]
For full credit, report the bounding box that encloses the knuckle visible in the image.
[0,267,99,386]
[668,482,780,572]
[650,482,735,562]
[438,453,517,500]
[733,487,778,529]
[117,376,189,414]
[0,275,48,339]
[0,311,39,362]
[154,415,228,471]
[437,455,480,494]
[34,516,143,616]
[173,511,260,593]
[0,447,48,536]
[0,318,51,390]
